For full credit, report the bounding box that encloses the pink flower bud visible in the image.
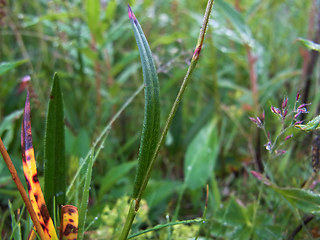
[282,97,288,109]
[283,109,288,119]
[296,91,300,101]
[285,134,293,141]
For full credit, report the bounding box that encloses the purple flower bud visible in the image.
[283,109,288,119]
[21,75,31,83]
[261,111,265,122]
[251,171,263,181]
[294,112,301,119]
[251,171,271,186]
[271,106,281,115]
[276,150,287,155]
[296,91,300,101]
[298,107,308,114]
[256,117,262,126]
[249,117,263,128]
[297,103,310,109]
[249,117,257,124]
[285,134,293,141]
[282,97,288,109]
[294,120,303,125]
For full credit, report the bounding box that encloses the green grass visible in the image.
[0,0,319,239]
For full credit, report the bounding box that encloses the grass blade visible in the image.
[44,73,66,217]
[128,5,161,199]
[77,153,93,240]
[8,200,22,240]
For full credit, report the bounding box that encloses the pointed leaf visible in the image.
[44,73,66,217]
[0,59,27,76]
[128,6,160,198]
[298,38,320,52]
[295,115,320,131]
[21,92,58,239]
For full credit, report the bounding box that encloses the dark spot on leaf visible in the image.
[50,95,54,99]
[64,224,78,235]
[34,194,38,202]
[68,208,76,214]
[32,174,39,183]
[25,177,31,191]
[40,204,50,224]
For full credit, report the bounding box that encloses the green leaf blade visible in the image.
[298,38,320,52]
[184,120,219,189]
[44,73,66,216]
[128,6,161,198]
[85,0,103,44]
[0,59,27,76]
[274,187,320,214]
[78,154,94,240]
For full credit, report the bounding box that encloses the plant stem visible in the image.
[0,138,46,240]
[120,1,215,239]
[136,0,215,203]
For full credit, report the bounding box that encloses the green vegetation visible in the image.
[1,0,320,239]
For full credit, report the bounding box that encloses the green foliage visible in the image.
[128,6,161,199]
[184,119,219,189]
[0,60,27,76]
[273,187,320,215]
[78,154,94,240]
[44,73,66,216]
[298,38,320,52]
[8,200,22,240]
[295,115,320,131]
[0,0,319,239]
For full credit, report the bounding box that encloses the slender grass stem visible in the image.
[120,1,214,239]
[128,218,204,239]
[0,138,46,240]
[66,84,144,197]
[136,0,215,204]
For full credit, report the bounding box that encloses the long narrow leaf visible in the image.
[44,73,66,217]
[21,91,58,239]
[77,154,94,239]
[8,200,22,240]
[128,5,160,198]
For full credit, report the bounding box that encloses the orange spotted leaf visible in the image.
[22,91,58,240]
[60,205,78,240]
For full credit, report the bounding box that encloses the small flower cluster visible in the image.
[249,91,311,154]
[249,111,264,129]
[270,96,288,121]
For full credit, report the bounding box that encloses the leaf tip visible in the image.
[128,4,136,22]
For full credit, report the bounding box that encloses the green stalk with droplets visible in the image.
[120,1,214,239]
